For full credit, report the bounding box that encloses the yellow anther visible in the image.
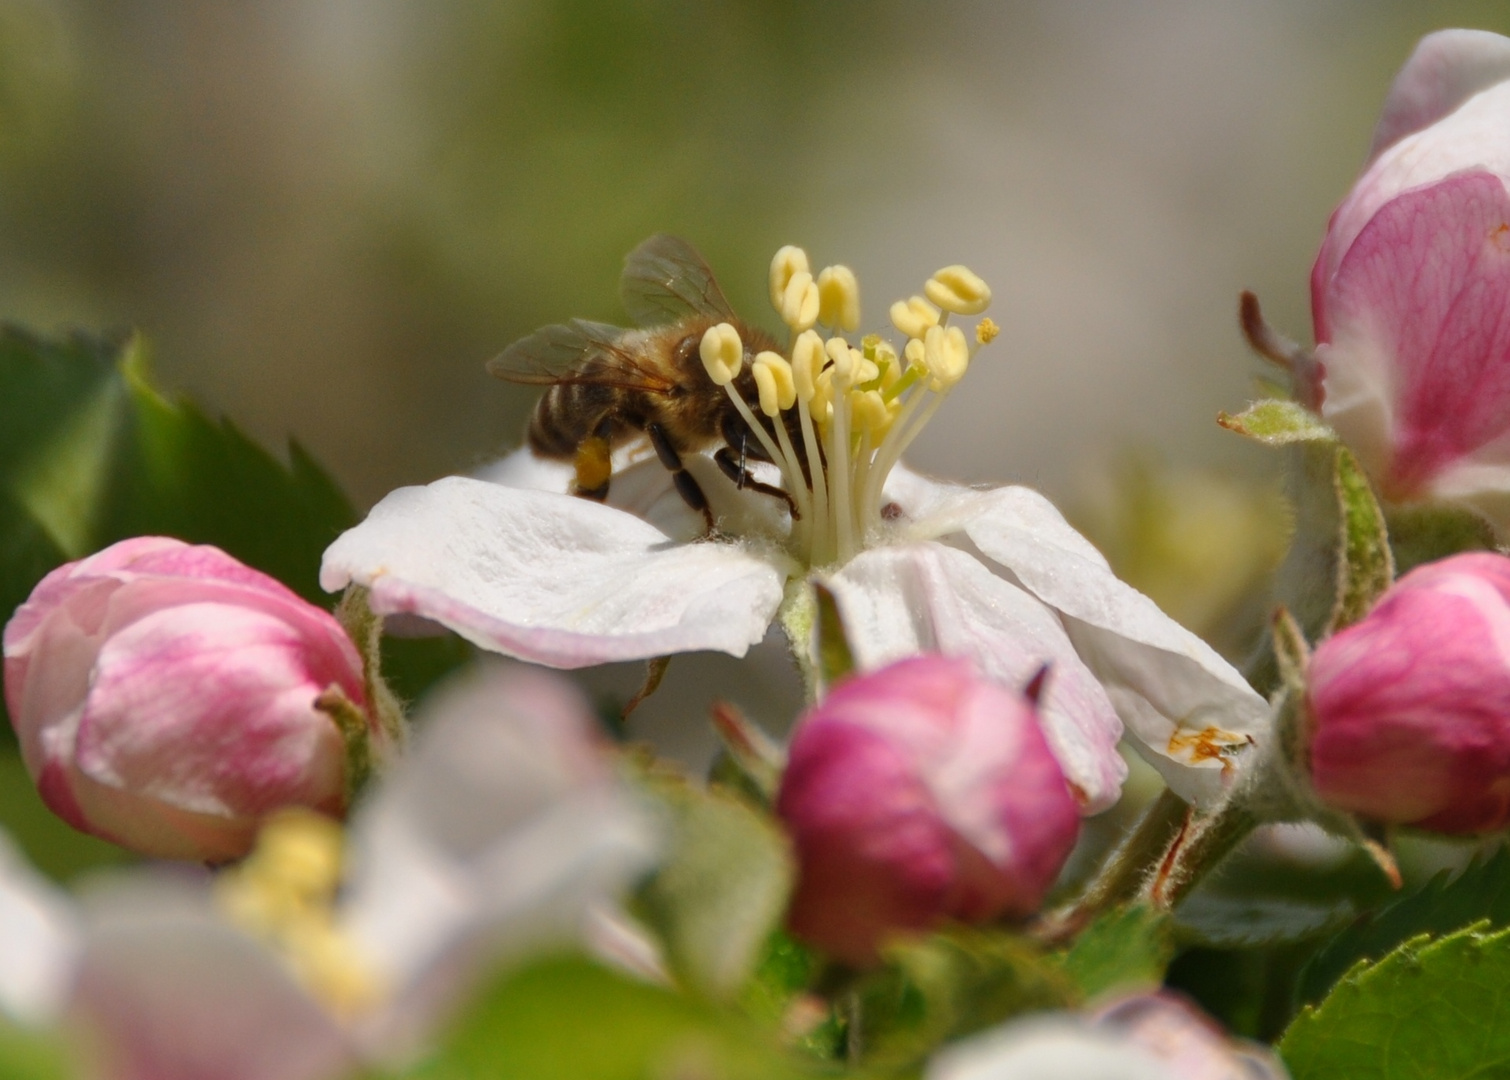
[817,265,861,332]
[791,329,825,403]
[851,388,892,437]
[924,264,992,315]
[904,337,926,370]
[752,351,797,416]
[853,356,881,386]
[780,272,820,332]
[813,367,835,422]
[976,317,1000,345]
[924,324,970,389]
[890,295,941,340]
[770,246,811,311]
[700,322,744,386]
[826,336,857,389]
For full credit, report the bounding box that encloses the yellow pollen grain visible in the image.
[925,265,992,315]
[975,317,1000,345]
[699,323,743,385]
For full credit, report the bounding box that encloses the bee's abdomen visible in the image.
[527,381,610,459]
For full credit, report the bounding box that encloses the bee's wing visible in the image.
[487,318,678,393]
[620,234,737,327]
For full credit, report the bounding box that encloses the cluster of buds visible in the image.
[698,246,998,567]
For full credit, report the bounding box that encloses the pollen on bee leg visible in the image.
[573,436,613,499]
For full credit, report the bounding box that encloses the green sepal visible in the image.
[1217,400,1335,446]
[334,585,407,755]
[812,583,855,692]
[1326,446,1393,635]
[856,928,1075,1069]
[1049,904,1173,1000]
[633,767,795,1002]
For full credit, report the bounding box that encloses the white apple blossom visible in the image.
[322,245,1268,811]
[0,662,660,1080]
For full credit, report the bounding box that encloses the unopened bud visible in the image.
[2,537,370,861]
[925,264,992,315]
[816,265,861,331]
[890,295,941,340]
[699,322,744,385]
[1308,552,1510,833]
[776,655,1078,966]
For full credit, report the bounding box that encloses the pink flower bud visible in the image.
[4,538,368,862]
[775,655,1078,966]
[1308,552,1510,834]
[1311,31,1510,525]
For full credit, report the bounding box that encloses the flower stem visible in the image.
[1039,788,1188,942]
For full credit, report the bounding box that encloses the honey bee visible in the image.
[488,235,806,530]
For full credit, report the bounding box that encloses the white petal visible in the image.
[1369,29,1510,161]
[927,1016,1175,1080]
[823,542,1127,813]
[320,476,786,667]
[0,833,78,1026]
[890,468,1269,808]
[73,874,351,1080]
[340,664,662,1053]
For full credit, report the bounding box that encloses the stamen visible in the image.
[890,295,941,340]
[817,265,861,332]
[925,264,993,315]
[792,331,830,563]
[754,352,810,524]
[779,272,820,332]
[769,246,810,310]
[704,324,795,500]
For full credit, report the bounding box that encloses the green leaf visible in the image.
[1052,905,1173,999]
[1217,400,1335,445]
[402,954,820,1080]
[1326,446,1393,635]
[0,1019,70,1080]
[1280,923,1510,1079]
[0,326,355,606]
[1297,848,1510,1009]
[636,771,795,1001]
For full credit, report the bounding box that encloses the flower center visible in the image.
[216,808,384,1017]
[700,247,999,568]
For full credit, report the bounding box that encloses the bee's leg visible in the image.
[646,422,716,533]
[573,418,614,501]
[715,446,800,520]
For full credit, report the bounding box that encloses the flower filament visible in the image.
[700,246,996,568]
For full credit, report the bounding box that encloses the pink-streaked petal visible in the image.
[75,603,345,819]
[1320,171,1510,502]
[1369,30,1510,163]
[320,476,785,667]
[72,875,351,1080]
[926,1017,1173,1080]
[901,478,1268,808]
[822,542,1126,813]
[1315,78,1510,336]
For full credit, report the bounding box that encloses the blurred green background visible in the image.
[4,0,1510,878]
